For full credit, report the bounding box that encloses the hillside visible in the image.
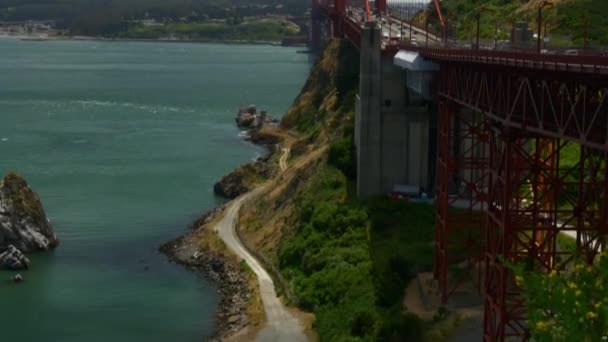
[234,39,466,341]
[0,0,308,37]
[428,0,608,46]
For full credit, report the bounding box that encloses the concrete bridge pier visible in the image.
[355,22,434,198]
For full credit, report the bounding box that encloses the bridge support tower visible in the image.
[310,0,323,51]
[356,22,434,197]
[375,0,386,15]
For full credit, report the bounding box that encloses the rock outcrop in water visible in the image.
[0,173,58,256]
[0,245,31,270]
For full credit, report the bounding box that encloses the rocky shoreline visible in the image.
[160,205,252,341]
[160,125,282,340]
[213,127,280,199]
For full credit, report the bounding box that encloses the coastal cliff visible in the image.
[164,38,450,341]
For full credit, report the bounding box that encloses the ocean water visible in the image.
[0,37,310,341]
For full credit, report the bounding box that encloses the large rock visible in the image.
[0,173,58,253]
[248,129,281,145]
[213,170,249,199]
[0,245,31,270]
[236,112,256,128]
[236,105,257,128]
[213,161,276,199]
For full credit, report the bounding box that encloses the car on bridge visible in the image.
[564,49,579,56]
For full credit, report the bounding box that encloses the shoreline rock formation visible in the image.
[160,208,252,341]
[213,151,277,199]
[236,105,275,129]
[0,172,59,270]
[0,245,31,270]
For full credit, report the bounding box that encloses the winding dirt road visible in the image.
[214,148,306,342]
[279,148,290,172]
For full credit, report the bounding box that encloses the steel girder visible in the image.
[435,99,488,302]
[437,62,608,341]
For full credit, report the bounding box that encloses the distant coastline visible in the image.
[0,33,308,47]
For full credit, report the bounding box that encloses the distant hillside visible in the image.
[0,0,308,36]
[427,0,608,46]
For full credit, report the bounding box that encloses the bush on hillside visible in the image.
[328,135,356,179]
[378,310,424,342]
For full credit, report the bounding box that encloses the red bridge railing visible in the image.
[402,45,608,75]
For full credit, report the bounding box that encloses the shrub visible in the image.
[350,310,380,338]
[378,310,424,342]
[239,259,252,274]
[514,255,608,341]
[328,135,356,179]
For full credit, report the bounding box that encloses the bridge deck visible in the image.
[401,46,608,75]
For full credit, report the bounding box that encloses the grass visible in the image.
[557,232,577,254]
[241,259,266,326]
[196,228,229,257]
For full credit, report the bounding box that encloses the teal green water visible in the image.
[0,38,310,341]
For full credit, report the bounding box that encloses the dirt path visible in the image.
[215,148,307,342]
[279,148,290,172]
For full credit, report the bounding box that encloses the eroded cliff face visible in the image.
[0,172,58,254]
[214,150,278,199]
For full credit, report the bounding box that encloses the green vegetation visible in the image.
[240,259,253,274]
[121,18,299,42]
[428,0,608,46]
[557,233,576,255]
[278,164,437,341]
[514,255,608,341]
[366,199,435,307]
[552,0,608,46]
[278,167,377,338]
[328,134,356,179]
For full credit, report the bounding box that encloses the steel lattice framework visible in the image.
[311,0,608,340]
[436,60,608,341]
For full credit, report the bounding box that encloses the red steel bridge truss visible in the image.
[312,0,608,340]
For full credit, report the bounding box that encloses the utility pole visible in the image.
[476,13,481,49]
[511,19,516,48]
[426,18,429,47]
[401,9,405,40]
[495,22,498,49]
[476,7,493,50]
[580,15,588,49]
[544,20,547,49]
[409,10,413,44]
[537,1,552,53]
[444,17,449,47]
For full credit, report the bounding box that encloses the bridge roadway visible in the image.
[345,6,439,46]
